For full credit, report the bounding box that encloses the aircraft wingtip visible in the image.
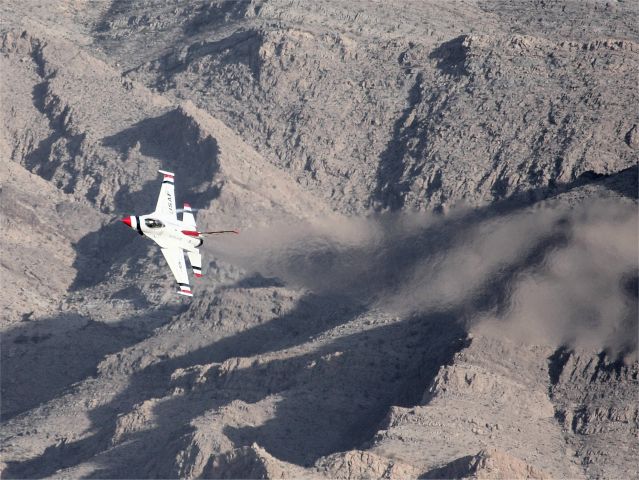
[178,285,193,297]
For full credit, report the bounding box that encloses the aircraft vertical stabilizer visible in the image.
[182,202,196,227]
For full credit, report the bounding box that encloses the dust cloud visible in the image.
[205,199,638,359]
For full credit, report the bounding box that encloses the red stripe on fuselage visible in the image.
[182,230,200,237]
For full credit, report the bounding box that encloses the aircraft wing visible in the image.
[161,247,192,297]
[155,170,177,220]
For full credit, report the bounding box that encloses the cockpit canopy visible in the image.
[144,218,164,229]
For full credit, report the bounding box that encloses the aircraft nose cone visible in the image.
[121,217,132,227]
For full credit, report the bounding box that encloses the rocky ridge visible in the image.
[1,1,637,479]
[95,0,639,212]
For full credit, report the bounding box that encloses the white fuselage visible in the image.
[127,213,202,252]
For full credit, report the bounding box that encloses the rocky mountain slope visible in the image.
[1,1,637,479]
[93,0,639,212]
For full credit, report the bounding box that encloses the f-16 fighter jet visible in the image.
[120,170,238,297]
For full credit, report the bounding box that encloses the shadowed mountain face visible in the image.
[1,1,638,479]
[92,0,639,214]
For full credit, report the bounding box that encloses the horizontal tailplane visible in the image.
[187,250,203,278]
